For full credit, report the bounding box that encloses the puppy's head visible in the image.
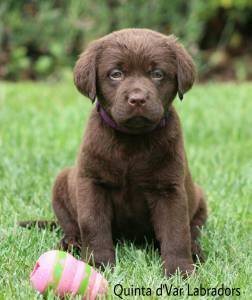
[74,29,196,133]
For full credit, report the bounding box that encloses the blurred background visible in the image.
[0,0,252,82]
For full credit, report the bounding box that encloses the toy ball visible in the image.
[30,250,108,300]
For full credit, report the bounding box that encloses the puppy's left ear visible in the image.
[169,36,196,100]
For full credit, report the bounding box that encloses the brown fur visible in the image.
[52,29,207,276]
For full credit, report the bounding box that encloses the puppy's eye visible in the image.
[151,69,164,80]
[109,69,124,81]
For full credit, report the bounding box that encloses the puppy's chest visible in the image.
[111,185,152,239]
[88,147,177,197]
[97,157,165,215]
[101,152,169,189]
[90,152,174,237]
[94,156,154,209]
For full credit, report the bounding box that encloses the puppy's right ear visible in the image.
[74,40,101,102]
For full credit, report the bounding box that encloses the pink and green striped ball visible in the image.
[30,250,108,300]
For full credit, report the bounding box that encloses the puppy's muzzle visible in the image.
[127,91,147,107]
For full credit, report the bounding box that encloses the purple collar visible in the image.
[96,101,168,134]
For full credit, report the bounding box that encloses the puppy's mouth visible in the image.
[123,116,156,130]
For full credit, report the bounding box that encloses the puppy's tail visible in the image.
[18,220,58,231]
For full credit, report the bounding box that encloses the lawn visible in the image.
[0,81,251,300]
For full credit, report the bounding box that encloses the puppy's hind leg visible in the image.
[191,185,207,262]
[52,168,81,252]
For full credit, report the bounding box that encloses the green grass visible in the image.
[0,81,251,300]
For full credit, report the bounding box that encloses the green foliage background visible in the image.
[0,0,252,80]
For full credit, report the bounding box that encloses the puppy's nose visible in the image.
[128,94,146,107]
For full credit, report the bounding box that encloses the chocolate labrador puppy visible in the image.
[52,28,207,276]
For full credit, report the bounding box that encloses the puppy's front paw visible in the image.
[82,247,116,270]
[192,241,205,262]
[164,257,194,278]
[95,250,116,270]
[59,235,81,253]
